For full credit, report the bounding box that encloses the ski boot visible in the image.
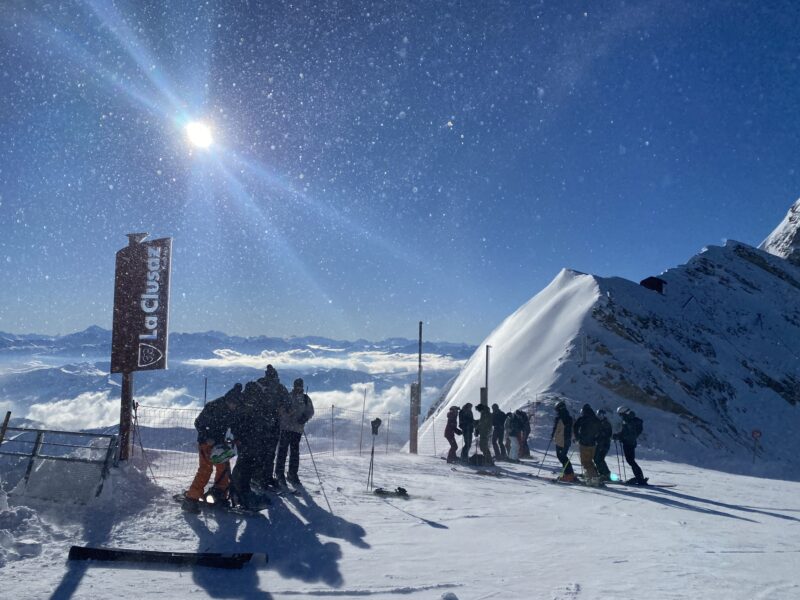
[181,494,200,514]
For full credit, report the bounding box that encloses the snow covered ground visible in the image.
[2,448,799,600]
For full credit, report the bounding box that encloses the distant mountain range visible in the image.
[0,329,474,432]
[419,199,800,478]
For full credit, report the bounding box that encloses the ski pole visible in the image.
[367,438,376,491]
[614,439,622,481]
[616,440,627,481]
[537,437,553,477]
[303,431,333,514]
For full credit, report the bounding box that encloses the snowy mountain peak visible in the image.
[759,197,800,265]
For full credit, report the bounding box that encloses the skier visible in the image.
[458,403,475,461]
[444,405,462,463]
[182,383,242,513]
[507,411,522,462]
[594,409,613,481]
[230,382,264,508]
[573,404,601,485]
[275,377,314,486]
[491,403,507,460]
[613,406,647,485]
[253,364,289,488]
[474,403,493,466]
[516,409,532,458]
[550,400,575,482]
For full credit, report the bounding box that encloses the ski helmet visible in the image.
[293,377,304,389]
[616,405,630,416]
[555,399,566,411]
[210,443,236,465]
[597,409,607,419]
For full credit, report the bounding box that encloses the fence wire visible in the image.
[131,403,396,481]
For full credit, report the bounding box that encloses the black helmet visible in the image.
[293,377,304,389]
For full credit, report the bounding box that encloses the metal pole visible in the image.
[330,405,335,456]
[119,371,134,461]
[359,388,367,456]
[386,413,390,453]
[485,345,491,405]
[203,376,208,405]
[432,410,436,456]
[0,411,10,448]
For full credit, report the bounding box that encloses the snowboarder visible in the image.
[613,406,647,485]
[516,409,532,458]
[474,403,493,466]
[550,400,575,482]
[444,405,462,463]
[253,364,289,488]
[507,411,522,462]
[182,383,242,513]
[594,409,613,481]
[275,377,314,486]
[458,403,475,461]
[491,403,507,460]
[573,404,601,485]
[230,382,265,508]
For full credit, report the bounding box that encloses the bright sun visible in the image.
[185,121,213,148]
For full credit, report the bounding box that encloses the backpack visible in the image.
[631,416,643,437]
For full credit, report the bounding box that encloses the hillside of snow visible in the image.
[419,204,800,478]
[2,450,799,599]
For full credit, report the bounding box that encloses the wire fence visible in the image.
[131,402,397,482]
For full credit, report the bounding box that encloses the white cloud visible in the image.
[26,391,118,430]
[182,348,465,375]
[308,381,441,417]
[25,387,194,430]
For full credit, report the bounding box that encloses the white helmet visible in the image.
[616,405,630,416]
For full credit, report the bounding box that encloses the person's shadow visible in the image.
[184,489,368,593]
[244,488,369,588]
[183,511,272,599]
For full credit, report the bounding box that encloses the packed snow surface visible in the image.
[1,449,799,599]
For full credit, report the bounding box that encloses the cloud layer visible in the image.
[183,348,465,374]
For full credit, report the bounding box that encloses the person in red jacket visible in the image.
[443,405,462,463]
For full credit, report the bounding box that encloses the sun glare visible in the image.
[186,121,213,149]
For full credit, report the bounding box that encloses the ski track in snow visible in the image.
[2,451,800,599]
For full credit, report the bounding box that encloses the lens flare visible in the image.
[186,121,213,148]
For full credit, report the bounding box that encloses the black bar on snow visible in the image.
[68,545,255,569]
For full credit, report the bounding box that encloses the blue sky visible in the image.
[1,0,798,343]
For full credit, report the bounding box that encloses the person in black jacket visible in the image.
[182,383,242,512]
[613,406,647,485]
[252,364,289,488]
[550,400,575,481]
[573,404,601,485]
[458,403,475,461]
[230,382,264,508]
[516,410,532,458]
[594,409,613,481]
[491,403,507,460]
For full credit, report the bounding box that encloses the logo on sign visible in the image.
[138,343,164,368]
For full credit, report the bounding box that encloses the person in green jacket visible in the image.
[474,403,494,466]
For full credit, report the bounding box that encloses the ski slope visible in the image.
[2,447,799,599]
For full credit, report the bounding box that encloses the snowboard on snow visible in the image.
[374,486,409,498]
[68,545,257,569]
[173,493,268,516]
